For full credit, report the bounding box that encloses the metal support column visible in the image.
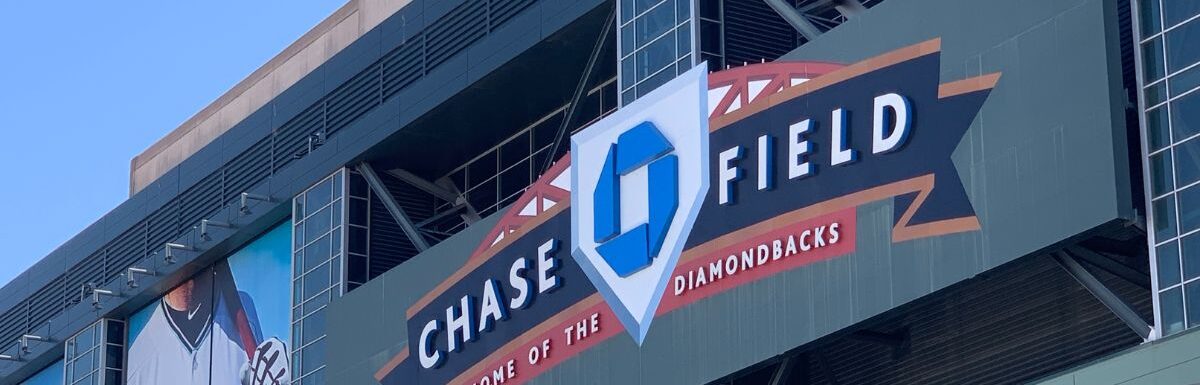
[1053,251,1152,341]
[765,0,824,40]
[542,2,615,174]
[769,357,796,385]
[833,0,868,18]
[387,168,463,203]
[388,168,481,225]
[356,162,431,251]
[1067,246,1152,290]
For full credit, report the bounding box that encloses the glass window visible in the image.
[634,0,660,15]
[305,179,334,216]
[1148,106,1172,151]
[638,62,679,97]
[1188,281,1200,328]
[1154,197,1178,247]
[635,1,675,49]
[1141,0,1162,36]
[636,32,676,78]
[1183,232,1200,280]
[305,207,332,241]
[303,234,331,273]
[1166,19,1200,73]
[621,24,636,57]
[677,21,692,58]
[1164,0,1200,28]
[677,0,690,20]
[1144,37,1167,82]
[1176,138,1200,186]
[700,0,719,19]
[1178,185,1200,231]
[1174,92,1200,140]
[1151,150,1175,196]
[620,0,696,105]
[1170,64,1200,96]
[621,57,637,89]
[292,169,349,385]
[1159,241,1182,287]
[1147,81,1168,106]
[1162,286,1186,335]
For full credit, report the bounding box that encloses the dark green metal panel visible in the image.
[326,0,1136,383]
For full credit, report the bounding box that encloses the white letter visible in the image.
[445,295,476,352]
[830,108,857,166]
[478,279,509,332]
[538,239,561,293]
[674,275,686,295]
[873,93,911,154]
[509,258,533,309]
[419,319,444,369]
[757,135,774,190]
[789,119,814,179]
[719,146,744,205]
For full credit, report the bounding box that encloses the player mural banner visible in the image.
[126,222,292,385]
[376,39,999,385]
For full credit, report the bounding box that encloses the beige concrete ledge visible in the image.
[129,0,413,195]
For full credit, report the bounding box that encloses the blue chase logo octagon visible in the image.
[592,121,679,277]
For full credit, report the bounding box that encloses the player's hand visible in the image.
[242,337,291,385]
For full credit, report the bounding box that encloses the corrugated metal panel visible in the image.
[426,1,489,68]
[224,137,273,206]
[713,254,1151,385]
[105,225,147,286]
[327,64,383,135]
[0,304,24,349]
[382,35,426,99]
[178,172,224,236]
[365,171,436,283]
[274,104,325,173]
[491,0,539,30]
[24,276,64,335]
[723,0,799,67]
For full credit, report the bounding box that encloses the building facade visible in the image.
[2,0,1196,384]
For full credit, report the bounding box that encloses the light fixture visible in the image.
[163,243,192,264]
[91,288,117,309]
[199,219,235,241]
[125,267,154,288]
[19,335,49,354]
[239,192,273,214]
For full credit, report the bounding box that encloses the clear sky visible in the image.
[0,1,346,287]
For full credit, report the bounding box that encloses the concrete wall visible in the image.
[129,0,413,195]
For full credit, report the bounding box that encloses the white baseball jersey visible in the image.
[126,303,250,385]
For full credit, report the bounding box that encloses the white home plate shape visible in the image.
[570,65,709,345]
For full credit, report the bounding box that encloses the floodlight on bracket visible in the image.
[19,335,50,354]
[91,288,117,309]
[125,267,155,288]
[0,354,18,362]
[164,243,193,264]
[199,219,235,241]
[240,192,273,214]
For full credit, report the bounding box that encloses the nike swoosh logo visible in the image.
[188,303,202,319]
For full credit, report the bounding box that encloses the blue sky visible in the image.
[0,1,345,287]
